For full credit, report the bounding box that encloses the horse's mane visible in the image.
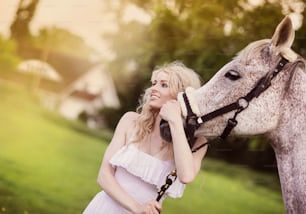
[234,39,270,63]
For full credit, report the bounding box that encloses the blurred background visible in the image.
[0,0,305,213]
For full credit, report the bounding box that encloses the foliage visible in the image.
[30,27,96,59]
[0,82,284,213]
[234,2,284,43]
[207,136,278,172]
[0,36,20,71]
[98,107,124,130]
[293,3,306,57]
[103,20,154,101]
[78,110,90,123]
[102,0,247,122]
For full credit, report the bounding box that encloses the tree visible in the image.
[10,0,40,43]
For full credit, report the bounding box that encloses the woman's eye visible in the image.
[161,83,169,88]
[224,70,241,81]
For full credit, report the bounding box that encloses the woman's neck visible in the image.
[148,116,173,159]
[153,116,162,132]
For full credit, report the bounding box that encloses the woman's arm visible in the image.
[159,100,207,184]
[97,112,161,213]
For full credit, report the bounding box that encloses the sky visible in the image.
[0,0,151,59]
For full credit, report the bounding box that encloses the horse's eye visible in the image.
[224,70,241,81]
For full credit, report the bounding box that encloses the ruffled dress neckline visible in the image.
[109,143,185,198]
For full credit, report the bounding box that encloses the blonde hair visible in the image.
[133,61,202,142]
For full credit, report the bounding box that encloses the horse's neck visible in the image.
[270,64,306,145]
[268,67,306,213]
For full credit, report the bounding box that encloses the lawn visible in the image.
[0,82,285,214]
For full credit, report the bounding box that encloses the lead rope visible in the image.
[156,141,210,202]
[156,169,177,202]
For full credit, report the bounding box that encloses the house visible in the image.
[58,64,120,123]
[13,46,120,128]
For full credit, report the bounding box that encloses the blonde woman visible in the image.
[83,61,208,214]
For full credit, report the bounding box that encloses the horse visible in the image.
[179,16,306,213]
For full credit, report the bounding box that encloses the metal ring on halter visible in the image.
[237,97,249,110]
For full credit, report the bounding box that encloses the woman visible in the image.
[83,61,208,214]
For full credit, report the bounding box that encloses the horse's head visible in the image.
[189,16,305,138]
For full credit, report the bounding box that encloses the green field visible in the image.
[0,82,285,214]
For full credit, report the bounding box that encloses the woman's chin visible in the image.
[149,103,161,111]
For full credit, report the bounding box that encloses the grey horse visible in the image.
[180,16,306,213]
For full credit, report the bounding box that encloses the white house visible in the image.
[16,58,120,128]
[58,64,120,122]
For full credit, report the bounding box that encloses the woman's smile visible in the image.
[148,71,174,109]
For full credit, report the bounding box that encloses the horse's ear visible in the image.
[271,16,295,50]
[271,16,297,61]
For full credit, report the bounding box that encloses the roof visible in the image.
[18,59,62,82]
[17,45,94,92]
[70,90,99,101]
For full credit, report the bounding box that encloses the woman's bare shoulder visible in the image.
[119,112,139,141]
[121,111,139,121]
[117,111,139,127]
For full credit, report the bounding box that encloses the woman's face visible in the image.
[149,71,176,110]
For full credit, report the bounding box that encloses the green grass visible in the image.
[165,160,284,213]
[0,82,285,214]
[0,83,107,214]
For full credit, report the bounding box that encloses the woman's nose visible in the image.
[151,84,159,91]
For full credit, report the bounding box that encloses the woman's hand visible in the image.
[133,200,162,214]
[159,100,182,123]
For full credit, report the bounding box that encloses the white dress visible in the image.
[83,143,185,214]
